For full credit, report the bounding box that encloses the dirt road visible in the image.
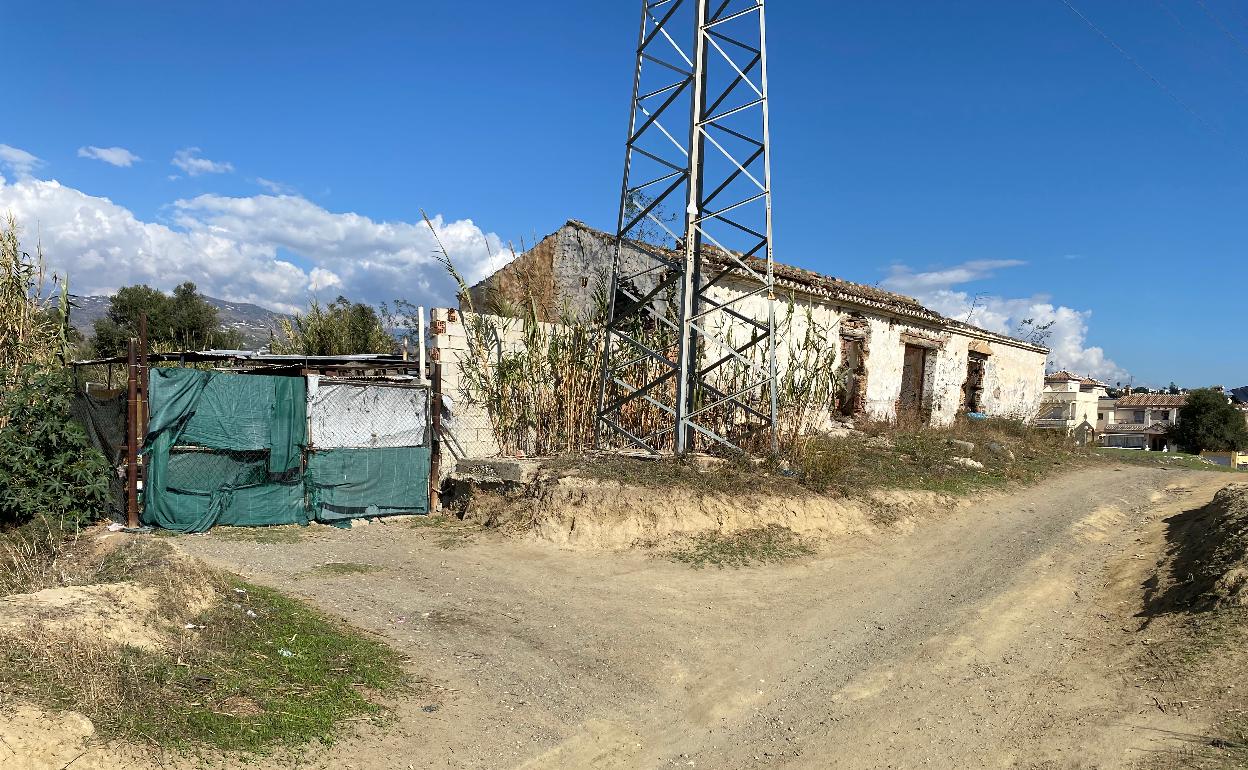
[172,465,1228,769]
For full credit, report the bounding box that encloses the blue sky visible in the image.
[2,0,1246,387]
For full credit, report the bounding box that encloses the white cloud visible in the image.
[883,259,1026,294]
[883,260,1129,384]
[171,147,233,176]
[77,146,141,167]
[256,177,295,195]
[0,173,513,316]
[0,144,41,178]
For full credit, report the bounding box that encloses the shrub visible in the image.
[1170,388,1248,454]
[0,367,112,530]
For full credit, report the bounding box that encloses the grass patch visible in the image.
[0,578,406,753]
[1095,447,1245,473]
[311,561,381,576]
[797,417,1087,497]
[210,526,305,544]
[668,525,814,569]
[409,514,454,528]
[0,515,79,596]
[410,514,480,549]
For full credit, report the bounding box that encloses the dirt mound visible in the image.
[0,582,172,651]
[1146,483,1248,612]
[466,475,968,549]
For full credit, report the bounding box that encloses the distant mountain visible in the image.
[68,294,287,350]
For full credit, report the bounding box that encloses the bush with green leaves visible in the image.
[1170,388,1248,454]
[0,368,112,529]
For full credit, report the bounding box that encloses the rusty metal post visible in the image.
[429,361,442,513]
[125,338,139,528]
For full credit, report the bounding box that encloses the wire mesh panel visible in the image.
[307,377,430,449]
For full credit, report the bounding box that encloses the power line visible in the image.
[1194,0,1248,60]
[1156,0,1248,96]
[1058,0,1224,137]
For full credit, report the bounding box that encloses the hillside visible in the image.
[68,294,286,350]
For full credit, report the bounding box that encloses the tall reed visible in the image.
[0,214,70,385]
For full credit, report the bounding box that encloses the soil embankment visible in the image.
[466,473,974,549]
[1145,483,1248,613]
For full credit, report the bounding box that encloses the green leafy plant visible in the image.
[0,367,112,529]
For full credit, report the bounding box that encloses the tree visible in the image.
[90,282,241,356]
[1168,381,1181,395]
[1169,388,1248,454]
[271,296,394,356]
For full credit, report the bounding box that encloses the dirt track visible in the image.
[135,464,1225,769]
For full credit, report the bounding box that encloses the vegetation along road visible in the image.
[109,464,1235,770]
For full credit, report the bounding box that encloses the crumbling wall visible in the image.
[975,337,1046,420]
[465,221,662,324]
[929,333,970,426]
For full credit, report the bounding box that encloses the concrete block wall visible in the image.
[430,307,502,466]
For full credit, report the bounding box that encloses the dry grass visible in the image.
[796,417,1088,496]
[545,417,1086,500]
[311,561,381,576]
[667,526,815,569]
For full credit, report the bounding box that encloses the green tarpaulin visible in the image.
[306,447,431,522]
[142,368,309,532]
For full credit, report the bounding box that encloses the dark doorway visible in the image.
[898,344,927,423]
[962,352,988,413]
[837,337,866,417]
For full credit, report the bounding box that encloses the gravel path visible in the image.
[159,464,1227,769]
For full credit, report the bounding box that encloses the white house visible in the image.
[1037,371,1108,436]
[1101,393,1186,451]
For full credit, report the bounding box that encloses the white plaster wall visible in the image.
[701,280,1048,427]
[931,333,971,427]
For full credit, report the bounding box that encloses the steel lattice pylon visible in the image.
[597,0,778,455]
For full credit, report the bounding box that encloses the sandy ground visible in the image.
[3,464,1234,769]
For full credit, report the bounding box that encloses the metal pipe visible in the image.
[417,306,427,382]
[125,338,139,528]
[429,361,442,513]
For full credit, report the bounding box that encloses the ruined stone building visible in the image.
[465,220,1048,428]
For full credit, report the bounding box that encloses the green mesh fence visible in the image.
[306,447,431,523]
[141,368,429,532]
